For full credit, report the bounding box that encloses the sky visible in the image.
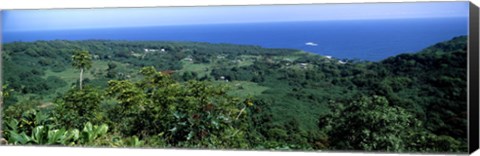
[1,1,469,32]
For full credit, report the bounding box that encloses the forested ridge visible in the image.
[0,36,467,153]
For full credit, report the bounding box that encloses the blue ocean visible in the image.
[2,17,467,61]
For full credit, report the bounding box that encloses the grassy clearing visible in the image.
[237,55,259,67]
[238,55,261,60]
[216,80,269,98]
[40,60,135,101]
[272,55,301,61]
[43,60,133,82]
[43,61,110,83]
[236,59,254,67]
[179,60,213,77]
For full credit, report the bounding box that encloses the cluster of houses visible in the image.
[324,55,347,64]
[216,55,227,59]
[299,63,309,69]
[219,76,229,82]
[125,48,168,59]
[338,60,347,64]
[143,48,166,52]
[184,56,193,62]
[280,54,348,69]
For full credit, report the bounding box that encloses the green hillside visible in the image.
[1,36,468,152]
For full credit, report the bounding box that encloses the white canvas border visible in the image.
[0,0,477,156]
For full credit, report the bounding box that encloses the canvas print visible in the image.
[0,2,470,153]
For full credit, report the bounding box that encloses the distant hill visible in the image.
[381,35,467,142]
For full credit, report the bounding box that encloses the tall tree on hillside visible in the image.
[72,50,92,90]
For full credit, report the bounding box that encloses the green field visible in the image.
[179,60,213,77]
[221,80,269,97]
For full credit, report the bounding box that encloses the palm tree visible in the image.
[72,50,92,90]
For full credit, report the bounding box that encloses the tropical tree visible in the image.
[106,66,251,148]
[54,86,103,129]
[318,95,422,152]
[72,50,92,90]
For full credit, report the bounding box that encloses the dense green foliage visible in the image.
[319,95,461,152]
[1,36,468,153]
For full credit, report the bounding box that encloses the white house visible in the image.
[300,63,308,69]
[144,48,159,52]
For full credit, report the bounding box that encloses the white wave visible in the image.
[305,42,318,46]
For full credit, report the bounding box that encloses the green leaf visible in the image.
[187,131,194,140]
[31,126,45,144]
[83,122,93,133]
[47,129,67,145]
[6,119,19,132]
[96,124,109,135]
[9,131,31,144]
